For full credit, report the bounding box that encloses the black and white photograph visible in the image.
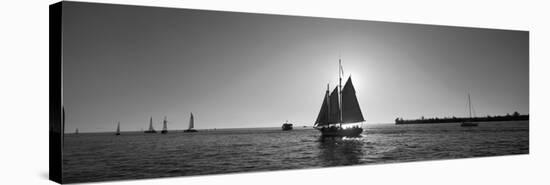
[47,1,533,184]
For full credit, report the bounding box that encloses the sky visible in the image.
[61,2,529,133]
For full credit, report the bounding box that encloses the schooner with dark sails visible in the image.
[314,60,365,137]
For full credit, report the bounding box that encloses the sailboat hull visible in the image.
[317,127,363,137]
[161,130,168,134]
[183,129,197,133]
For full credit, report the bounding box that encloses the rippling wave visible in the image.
[62,121,528,183]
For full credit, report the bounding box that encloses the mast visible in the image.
[326,84,330,127]
[62,106,65,145]
[339,59,343,127]
[117,122,120,133]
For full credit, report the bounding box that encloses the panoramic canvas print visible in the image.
[50,1,529,184]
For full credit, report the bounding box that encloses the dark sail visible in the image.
[328,87,341,124]
[115,121,121,135]
[149,117,154,131]
[184,113,198,132]
[161,116,168,134]
[341,77,365,123]
[315,89,330,126]
[144,116,157,133]
[189,113,194,129]
[162,117,168,131]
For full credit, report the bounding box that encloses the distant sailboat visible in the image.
[314,60,364,137]
[282,120,293,131]
[461,94,478,127]
[75,128,79,135]
[115,122,121,135]
[144,117,157,133]
[184,113,198,132]
[161,116,168,134]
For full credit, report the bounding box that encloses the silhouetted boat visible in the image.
[161,116,168,134]
[115,122,121,135]
[461,94,478,127]
[282,120,293,131]
[75,128,79,135]
[144,117,157,133]
[314,60,364,137]
[184,113,198,132]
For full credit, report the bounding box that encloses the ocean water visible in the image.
[62,121,529,183]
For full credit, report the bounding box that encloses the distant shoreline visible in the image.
[395,113,529,125]
[64,125,314,134]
